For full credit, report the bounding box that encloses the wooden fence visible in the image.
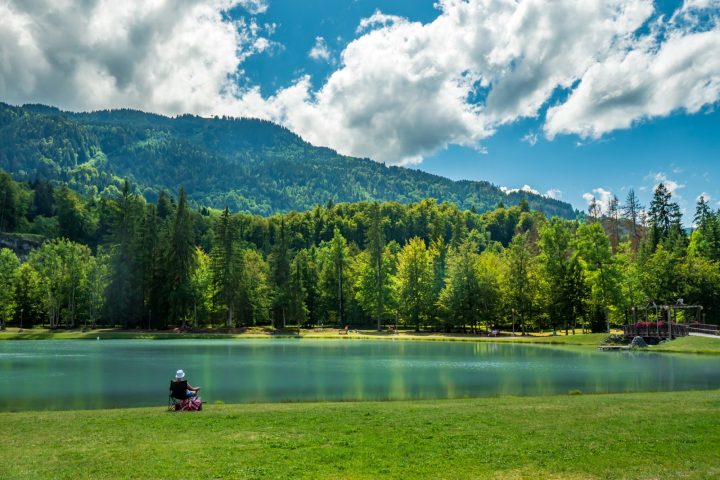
[623,323,689,340]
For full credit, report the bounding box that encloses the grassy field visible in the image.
[651,335,720,354]
[1,390,719,479]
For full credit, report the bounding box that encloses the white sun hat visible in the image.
[175,369,185,379]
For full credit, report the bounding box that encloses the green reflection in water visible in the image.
[1,339,719,411]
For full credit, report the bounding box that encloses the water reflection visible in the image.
[0,339,719,411]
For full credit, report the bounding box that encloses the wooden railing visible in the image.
[623,323,689,339]
[686,323,719,336]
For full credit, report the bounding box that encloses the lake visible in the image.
[1,339,719,411]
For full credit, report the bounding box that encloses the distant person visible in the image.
[173,369,200,398]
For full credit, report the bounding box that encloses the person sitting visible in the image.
[173,369,200,398]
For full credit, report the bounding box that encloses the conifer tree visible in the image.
[138,204,159,328]
[166,188,197,326]
[107,181,143,327]
[649,183,674,249]
[211,207,240,327]
[270,219,291,329]
[365,202,387,330]
[622,189,643,252]
[287,252,309,326]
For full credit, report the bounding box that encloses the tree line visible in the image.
[1,170,719,332]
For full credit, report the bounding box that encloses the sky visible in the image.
[1,0,719,219]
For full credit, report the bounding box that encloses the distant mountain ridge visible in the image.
[0,102,577,218]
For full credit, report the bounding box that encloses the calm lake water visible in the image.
[1,339,719,411]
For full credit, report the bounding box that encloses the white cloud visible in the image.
[308,36,332,62]
[582,187,613,212]
[237,0,269,15]
[521,132,538,146]
[0,0,272,116]
[545,5,720,138]
[501,185,541,196]
[265,0,665,164]
[501,185,562,199]
[650,172,686,196]
[2,0,719,166]
[545,189,562,200]
[356,10,407,33]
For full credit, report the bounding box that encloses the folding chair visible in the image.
[168,380,188,411]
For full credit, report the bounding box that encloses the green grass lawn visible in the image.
[2,391,719,479]
[651,335,720,354]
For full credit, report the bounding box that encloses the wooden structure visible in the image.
[623,322,689,340]
[686,323,719,335]
[623,301,702,341]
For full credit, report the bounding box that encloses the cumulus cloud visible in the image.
[265,0,664,164]
[356,10,407,33]
[501,185,541,195]
[0,0,272,115]
[237,0,269,15]
[650,172,686,196]
[2,0,719,166]
[501,185,562,199]
[545,18,720,138]
[583,187,614,213]
[545,189,563,200]
[308,37,331,62]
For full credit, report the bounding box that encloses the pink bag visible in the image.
[176,396,203,411]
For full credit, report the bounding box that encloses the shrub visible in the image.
[605,334,625,345]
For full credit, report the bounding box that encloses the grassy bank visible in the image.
[650,335,720,354]
[2,391,719,479]
[0,327,611,347]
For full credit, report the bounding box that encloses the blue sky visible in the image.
[236,0,720,218]
[1,0,718,219]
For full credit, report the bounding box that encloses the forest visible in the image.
[1,169,719,333]
[0,102,575,218]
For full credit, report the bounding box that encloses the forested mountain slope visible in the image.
[0,102,576,218]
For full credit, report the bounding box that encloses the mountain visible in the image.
[0,102,577,218]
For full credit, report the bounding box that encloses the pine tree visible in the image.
[690,196,720,260]
[211,207,240,327]
[107,180,143,327]
[649,183,673,249]
[365,202,387,330]
[270,219,291,329]
[138,204,159,328]
[622,189,643,252]
[166,188,197,326]
[607,195,620,253]
[323,228,349,325]
[287,252,309,326]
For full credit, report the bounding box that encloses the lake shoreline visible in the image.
[0,327,612,346]
[2,328,719,353]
